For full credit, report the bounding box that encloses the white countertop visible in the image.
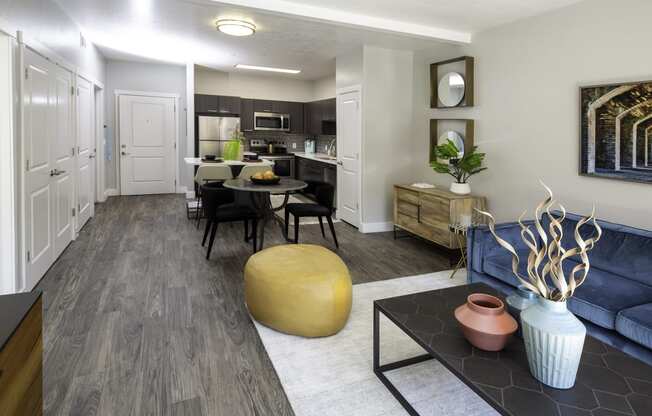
[184,157,274,167]
[294,152,338,166]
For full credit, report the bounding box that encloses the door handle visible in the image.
[89,154,96,159]
[337,161,343,166]
[121,151,130,156]
[50,169,66,176]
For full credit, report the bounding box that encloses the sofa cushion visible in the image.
[482,251,528,288]
[615,304,652,349]
[542,212,652,287]
[483,253,652,330]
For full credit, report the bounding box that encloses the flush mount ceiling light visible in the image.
[235,64,301,74]
[216,19,256,36]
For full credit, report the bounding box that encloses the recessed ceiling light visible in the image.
[216,19,256,37]
[235,64,301,74]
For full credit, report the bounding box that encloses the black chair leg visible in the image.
[327,216,339,249]
[252,220,258,253]
[318,216,326,238]
[294,215,300,244]
[244,220,249,242]
[202,219,212,246]
[284,208,290,241]
[206,222,218,260]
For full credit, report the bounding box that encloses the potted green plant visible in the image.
[430,139,487,194]
[223,130,246,161]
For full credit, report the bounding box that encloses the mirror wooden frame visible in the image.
[430,56,474,109]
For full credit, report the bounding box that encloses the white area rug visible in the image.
[253,270,498,416]
[270,194,340,225]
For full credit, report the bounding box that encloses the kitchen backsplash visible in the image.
[243,132,336,153]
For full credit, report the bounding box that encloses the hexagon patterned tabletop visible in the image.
[375,283,652,416]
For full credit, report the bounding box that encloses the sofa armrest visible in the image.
[467,221,534,278]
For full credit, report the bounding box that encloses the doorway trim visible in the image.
[94,85,105,202]
[114,90,180,196]
[336,84,363,230]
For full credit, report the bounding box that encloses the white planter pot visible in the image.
[450,182,471,194]
[520,297,586,389]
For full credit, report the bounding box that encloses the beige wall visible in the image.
[411,0,652,229]
[361,46,415,228]
[195,66,319,102]
[312,75,336,100]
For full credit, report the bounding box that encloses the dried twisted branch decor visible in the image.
[476,182,603,302]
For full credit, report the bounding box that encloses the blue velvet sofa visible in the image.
[467,212,652,365]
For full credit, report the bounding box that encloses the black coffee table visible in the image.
[373,282,652,416]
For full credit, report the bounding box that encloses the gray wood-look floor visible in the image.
[37,194,452,416]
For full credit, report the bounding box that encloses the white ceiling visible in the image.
[54,0,584,80]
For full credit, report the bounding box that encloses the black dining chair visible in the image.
[201,182,259,259]
[284,182,338,248]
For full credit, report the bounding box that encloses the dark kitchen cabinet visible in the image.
[218,95,241,115]
[195,94,218,113]
[296,156,337,208]
[254,99,275,113]
[195,94,241,115]
[304,98,336,135]
[241,98,254,131]
[288,102,304,133]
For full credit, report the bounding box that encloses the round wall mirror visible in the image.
[438,130,465,159]
[438,72,466,107]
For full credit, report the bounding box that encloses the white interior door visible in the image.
[76,76,94,229]
[24,50,54,288]
[119,94,176,195]
[336,88,361,228]
[23,49,75,289]
[52,65,75,258]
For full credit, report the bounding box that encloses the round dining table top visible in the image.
[223,178,308,194]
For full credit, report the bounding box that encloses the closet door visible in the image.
[24,49,55,288]
[52,65,74,258]
[76,76,94,230]
[23,49,75,290]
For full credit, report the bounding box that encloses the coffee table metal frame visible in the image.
[373,299,509,416]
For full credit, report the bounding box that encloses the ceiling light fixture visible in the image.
[235,64,301,74]
[216,19,256,37]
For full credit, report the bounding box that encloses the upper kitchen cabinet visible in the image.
[195,94,218,113]
[305,98,336,135]
[253,99,274,113]
[195,94,241,115]
[241,98,254,132]
[288,102,304,133]
[218,95,241,115]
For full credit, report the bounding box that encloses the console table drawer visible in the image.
[396,200,419,218]
[396,188,419,205]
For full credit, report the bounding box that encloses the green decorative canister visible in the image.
[520,296,586,389]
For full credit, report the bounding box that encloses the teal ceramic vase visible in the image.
[520,296,586,389]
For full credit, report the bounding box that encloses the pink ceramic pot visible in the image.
[454,293,518,351]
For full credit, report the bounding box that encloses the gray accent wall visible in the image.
[0,0,105,83]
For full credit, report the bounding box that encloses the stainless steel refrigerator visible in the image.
[196,115,241,158]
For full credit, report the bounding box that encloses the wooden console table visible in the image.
[393,184,486,250]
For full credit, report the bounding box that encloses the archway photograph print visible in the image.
[580,80,652,183]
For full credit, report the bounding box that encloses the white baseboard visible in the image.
[359,221,394,233]
[104,188,118,198]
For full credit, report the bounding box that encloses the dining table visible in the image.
[223,178,308,251]
[184,157,274,178]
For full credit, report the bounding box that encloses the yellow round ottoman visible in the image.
[244,244,352,337]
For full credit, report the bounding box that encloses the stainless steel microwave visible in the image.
[254,112,290,132]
